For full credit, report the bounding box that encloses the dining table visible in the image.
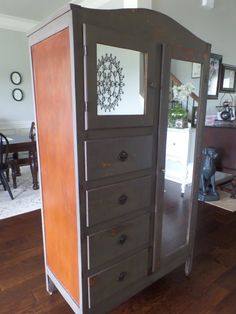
[7,133,39,190]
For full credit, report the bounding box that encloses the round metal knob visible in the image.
[118,150,128,162]
[117,271,127,282]
[118,194,128,205]
[118,234,127,245]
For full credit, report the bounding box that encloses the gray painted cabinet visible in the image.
[28,4,210,314]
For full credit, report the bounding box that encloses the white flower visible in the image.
[172,83,195,102]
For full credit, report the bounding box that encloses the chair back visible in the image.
[0,133,9,167]
[29,122,36,141]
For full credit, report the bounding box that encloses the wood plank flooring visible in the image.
[0,202,236,313]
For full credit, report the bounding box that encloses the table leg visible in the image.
[13,152,21,176]
[10,161,17,189]
[230,177,236,199]
[6,168,9,182]
[29,149,39,190]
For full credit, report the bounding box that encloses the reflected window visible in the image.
[223,69,235,89]
[97,44,146,115]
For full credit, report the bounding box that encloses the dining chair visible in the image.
[0,133,14,200]
[28,122,38,190]
[11,122,37,189]
[29,121,36,141]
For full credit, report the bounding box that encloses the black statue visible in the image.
[198,147,220,201]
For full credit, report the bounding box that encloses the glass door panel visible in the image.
[97,44,147,116]
[83,24,161,129]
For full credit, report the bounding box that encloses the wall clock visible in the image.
[12,88,24,101]
[10,71,22,85]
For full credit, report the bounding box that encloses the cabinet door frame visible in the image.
[152,44,171,271]
[83,23,162,130]
[152,46,211,271]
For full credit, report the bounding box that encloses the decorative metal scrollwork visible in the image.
[97,53,125,112]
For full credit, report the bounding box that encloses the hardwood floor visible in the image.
[0,203,236,314]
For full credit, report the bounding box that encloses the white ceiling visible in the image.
[0,0,71,21]
[0,0,113,32]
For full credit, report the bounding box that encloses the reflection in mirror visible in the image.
[96,44,146,115]
[161,59,201,257]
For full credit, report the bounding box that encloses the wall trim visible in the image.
[0,120,32,130]
[0,14,38,32]
[123,0,152,9]
[71,0,111,9]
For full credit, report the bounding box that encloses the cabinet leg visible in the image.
[185,254,193,276]
[46,275,57,295]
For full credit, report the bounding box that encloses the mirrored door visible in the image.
[160,59,201,258]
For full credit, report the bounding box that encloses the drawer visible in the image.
[88,214,150,269]
[86,176,152,226]
[88,249,148,307]
[85,135,153,181]
[166,132,188,158]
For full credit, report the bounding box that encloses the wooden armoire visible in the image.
[28,4,210,314]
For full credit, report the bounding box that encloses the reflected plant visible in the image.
[172,83,195,103]
[168,83,195,128]
[168,102,187,128]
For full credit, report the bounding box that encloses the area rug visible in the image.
[206,190,236,212]
[0,166,41,220]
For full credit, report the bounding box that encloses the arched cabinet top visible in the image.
[77,6,210,61]
[29,4,210,63]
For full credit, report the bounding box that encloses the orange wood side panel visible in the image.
[31,28,80,303]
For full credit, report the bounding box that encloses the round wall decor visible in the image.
[10,71,22,85]
[12,88,24,101]
[97,53,125,112]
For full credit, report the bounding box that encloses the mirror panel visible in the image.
[96,44,146,116]
[224,69,234,88]
[220,64,236,93]
[224,69,235,88]
[161,59,201,257]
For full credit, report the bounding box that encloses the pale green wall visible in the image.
[0,29,34,124]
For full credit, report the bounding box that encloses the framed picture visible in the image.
[208,53,222,99]
[192,62,201,78]
[219,63,236,93]
[191,106,198,127]
[10,71,22,85]
[12,88,24,101]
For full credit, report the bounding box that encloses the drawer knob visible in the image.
[117,271,127,282]
[118,150,128,162]
[118,234,127,245]
[118,194,128,205]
